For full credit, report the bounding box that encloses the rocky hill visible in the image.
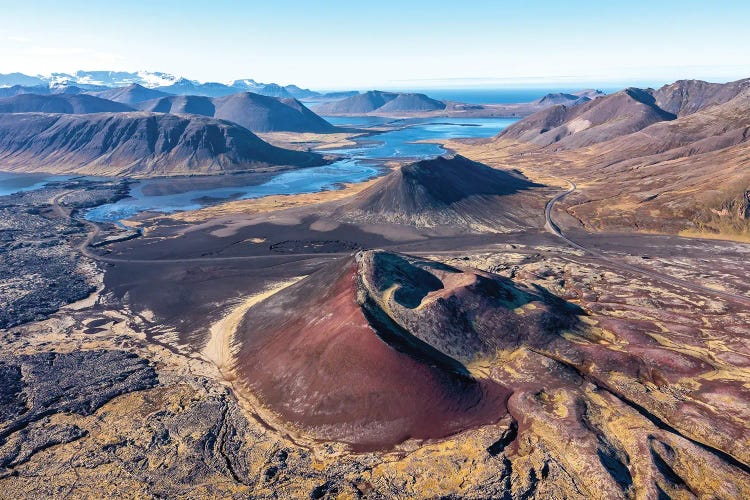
[314,90,398,114]
[499,87,677,149]
[137,92,337,133]
[652,78,750,116]
[0,112,327,176]
[136,94,216,116]
[229,250,578,451]
[314,90,445,115]
[340,155,541,231]
[213,93,336,133]
[376,93,446,113]
[532,91,596,107]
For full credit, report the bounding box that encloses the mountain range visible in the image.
[136,92,337,133]
[0,70,322,99]
[0,71,609,118]
[314,88,605,117]
[0,93,134,114]
[0,90,337,134]
[458,77,750,239]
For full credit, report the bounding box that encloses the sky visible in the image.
[1,0,749,90]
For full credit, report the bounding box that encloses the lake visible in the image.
[83,159,382,223]
[325,117,518,158]
[0,172,74,196]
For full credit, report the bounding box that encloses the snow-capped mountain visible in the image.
[0,70,321,99]
[45,70,181,89]
[228,79,260,89]
[229,79,319,98]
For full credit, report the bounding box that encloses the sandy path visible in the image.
[202,277,304,372]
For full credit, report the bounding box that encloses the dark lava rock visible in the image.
[0,350,157,472]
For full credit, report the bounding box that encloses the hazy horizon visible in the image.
[0,68,707,95]
[1,0,749,89]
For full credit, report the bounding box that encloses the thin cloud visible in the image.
[7,36,31,43]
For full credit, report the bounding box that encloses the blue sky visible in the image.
[1,0,748,89]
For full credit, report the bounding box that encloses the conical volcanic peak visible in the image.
[228,250,581,451]
[340,155,541,230]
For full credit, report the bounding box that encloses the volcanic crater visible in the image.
[227,250,581,451]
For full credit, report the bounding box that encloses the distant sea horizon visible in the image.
[314,87,630,104]
[316,83,668,104]
[394,87,627,104]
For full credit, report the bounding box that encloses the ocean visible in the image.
[387,87,624,104]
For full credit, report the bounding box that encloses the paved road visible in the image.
[544,179,750,307]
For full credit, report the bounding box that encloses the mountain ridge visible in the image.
[0,112,327,177]
[0,94,134,114]
[91,84,172,105]
[454,77,750,239]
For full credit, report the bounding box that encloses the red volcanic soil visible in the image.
[231,256,509,451]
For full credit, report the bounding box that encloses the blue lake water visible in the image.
[84,159,381,222]
[325,117,518,158]
[0,116,518,222]
[0,172,74,196]
[324,116,395,127]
